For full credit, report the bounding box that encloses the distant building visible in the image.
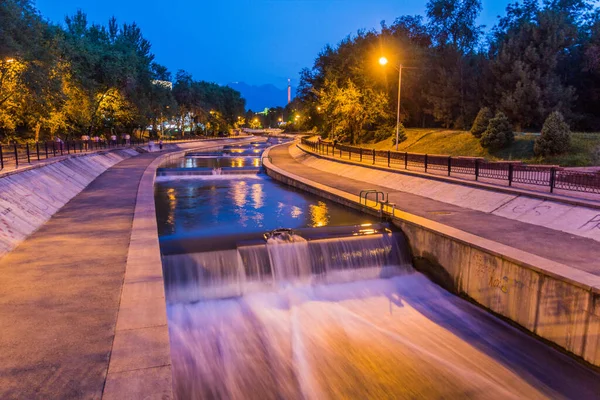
[152,80,173,90]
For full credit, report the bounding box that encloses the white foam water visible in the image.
[168,273,600,399]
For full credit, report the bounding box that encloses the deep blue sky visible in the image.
[36,0,510,89]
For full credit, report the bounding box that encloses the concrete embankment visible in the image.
[290,144,600,243]
[262,142,600,368]
[0,148,139,259]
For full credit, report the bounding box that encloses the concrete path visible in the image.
[270,144,600,276]
[0,152,163,399]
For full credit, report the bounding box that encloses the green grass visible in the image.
[358,128,600,167]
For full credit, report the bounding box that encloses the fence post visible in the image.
[13,143,18,167]
[349,147,351,160]
[60,142,63,156]
[0,144,3,169]
[26,143,30,163]
[339,147,342,157]
[425,154,428,172]
[67,141,70,154]
[36,142,40,160]
[508,163,514,186]
[360,148,363,162]
[387,150,391,167]
[447,156,451,176]
[52,141,56,157]
[45,142,48,158]
[475,159,480,181]
[372,149,375,165]
[550,167,556,193]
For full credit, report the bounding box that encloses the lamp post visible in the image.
[379,56,403,151]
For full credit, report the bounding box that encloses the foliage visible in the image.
[295,0,600,143]
[470,107,493,137]
[480,111,514,149]
[173,71,245,136]
[316,79,389,144]
[391,123,408,145]
[0,1,246,142]
[534,111,572,155]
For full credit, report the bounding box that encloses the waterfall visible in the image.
[162,229,413,303]
[266,234,312,283]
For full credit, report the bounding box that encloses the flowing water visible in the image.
[158,142,600,399]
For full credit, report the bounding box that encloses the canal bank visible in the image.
[262,141,600,368]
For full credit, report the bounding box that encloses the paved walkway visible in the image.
[0,152,162,399]
[270,144,600,275]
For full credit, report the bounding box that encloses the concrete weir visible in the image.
[262,142,600,368]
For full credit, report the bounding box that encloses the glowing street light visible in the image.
[317,106,322,111]
[378,56,388,66]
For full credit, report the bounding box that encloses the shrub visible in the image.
[391,122,407,145]
[371,126,393,143]
[534,111,571,156]
[470,107,493,138]
[480,112,514,150]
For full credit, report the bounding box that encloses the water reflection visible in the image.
[251,183,264,209]
[162,156,261,169]
[231,181,248,208]
[309,201,329,227]
[291,206,303,219]
[155,177,378,239]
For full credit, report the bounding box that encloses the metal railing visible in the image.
[300,137,600,195]
[0,136,225,171]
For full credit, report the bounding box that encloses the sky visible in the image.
[35,0,511,89]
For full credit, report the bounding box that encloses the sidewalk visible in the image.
[269,144,600,276]
[0,153,163,399]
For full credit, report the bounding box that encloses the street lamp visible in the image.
[380,56,403,151]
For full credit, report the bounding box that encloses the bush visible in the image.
[391,122,407,145]
[534,111,571,156]
[470,107,493,138]
[480,112,514,150]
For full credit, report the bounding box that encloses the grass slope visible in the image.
[359,129,600,167]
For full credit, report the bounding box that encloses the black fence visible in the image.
[0,136,222,171]
[300,138,600,195]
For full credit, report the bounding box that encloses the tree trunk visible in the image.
[34,123,41,142]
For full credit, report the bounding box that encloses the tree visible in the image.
[424,0,484,129]
[317,79,389,144]
[534,111,571,155]
[480,111,514,149]
[470,107,493,137]
[489,1,579,130]
[392,123,408,145]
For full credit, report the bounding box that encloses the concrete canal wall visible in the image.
[263,144,600,368]
[0,148,140,259]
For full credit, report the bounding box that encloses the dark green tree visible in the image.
[470,107,493,137]
[534,111,571,155]
[480,111,514,149]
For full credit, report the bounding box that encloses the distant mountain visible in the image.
[228,82,296,111]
